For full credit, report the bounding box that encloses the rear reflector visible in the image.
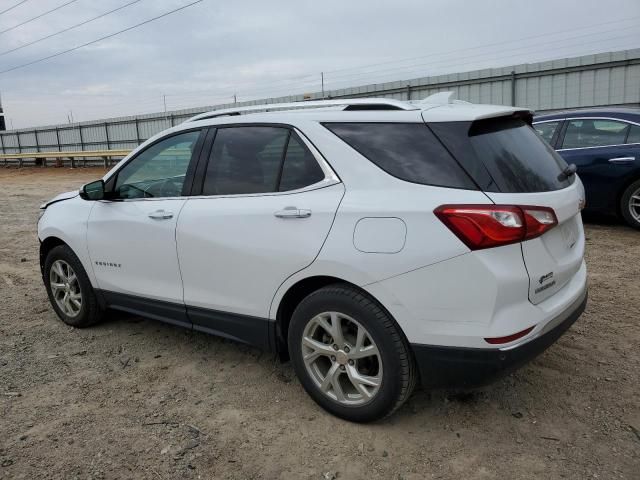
[434,204,558,250]
[485,326,535,345]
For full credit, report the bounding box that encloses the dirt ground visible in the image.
[0,166,638,480]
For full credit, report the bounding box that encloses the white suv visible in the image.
[38,95,588,422]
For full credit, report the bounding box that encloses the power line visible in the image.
[11,37,633,125]
[4,13,635,100]
[10,33,633,117]
[44,35,640,116]
[200,34,637,103]
[0,0,80,36]
[0,0,145,58]
[128,36,635,113]
[135,17,640,103]
[3,30,636,111]
[0,0,204,75]
[327,30,637,85]
[2,11,637,122]
[320,19,640,84]
[204,32,639,100]
[322,15,640,76]
[325,24,640,82]
[320,35,638,92]
[0,0,28,16]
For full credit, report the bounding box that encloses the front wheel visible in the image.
[44,245,104,327]
[620,179,640,230]
[288,284,416,422]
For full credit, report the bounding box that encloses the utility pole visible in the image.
[234,93,237,105]
[163,94,167,116]
[321,72,325,100]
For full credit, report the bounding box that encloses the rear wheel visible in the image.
[288,284,416,422]
[620,179,640,230]
[44,245,104,327]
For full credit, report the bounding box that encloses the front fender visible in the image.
[38,196,97,287]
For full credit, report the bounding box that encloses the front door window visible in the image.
[115,130,201,199]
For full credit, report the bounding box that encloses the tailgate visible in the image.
[484,180,585,304]
[427,113,586,305]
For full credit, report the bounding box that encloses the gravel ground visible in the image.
[0,167,638,480]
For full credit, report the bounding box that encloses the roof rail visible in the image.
[183,98,418,123]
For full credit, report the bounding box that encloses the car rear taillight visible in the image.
[434,204,558,250]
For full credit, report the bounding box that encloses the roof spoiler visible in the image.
[468,111,535,137]
[412,91,472,106]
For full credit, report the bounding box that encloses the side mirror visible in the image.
[80,179,105,200]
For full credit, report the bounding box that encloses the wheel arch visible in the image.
[39,236,68,276]
[273,275,403,361]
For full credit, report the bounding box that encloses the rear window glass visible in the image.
[431,118,572,193]
[323,123,476,189]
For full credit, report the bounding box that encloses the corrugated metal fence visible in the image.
[1,48,639,156]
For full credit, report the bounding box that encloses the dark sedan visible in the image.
[534,108,640,229]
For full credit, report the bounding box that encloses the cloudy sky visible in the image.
[0,0,639,128]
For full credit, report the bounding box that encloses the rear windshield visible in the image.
[430,118,573,193]
[323,122,476,189]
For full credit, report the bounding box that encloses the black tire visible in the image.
[44,244,104,327]
[620,179,640,230]
[288,284,416,422]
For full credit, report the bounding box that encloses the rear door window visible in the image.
[430,118,572,193]
[561,119,630,149]
[534,121,560,144]
[323,122,476,189]
[202,127,326,195]
[203,127,288,195]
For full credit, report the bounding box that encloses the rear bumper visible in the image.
[411,288,588,387]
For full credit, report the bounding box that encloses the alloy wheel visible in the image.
[301,311,383,406]
[628,186,640,223]
[49,259,82,317]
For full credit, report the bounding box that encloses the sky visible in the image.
[0,0,639,129]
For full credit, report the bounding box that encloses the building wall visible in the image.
[1,48,639,155]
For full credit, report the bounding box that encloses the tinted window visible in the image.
[627,124,640,144]
[115,130,200,199]
[203,127,288,195]
[323,123,475,189]
[562,119,630,149]
[534,121,560,144]
[431,118,571,193]
[279,133,325,191]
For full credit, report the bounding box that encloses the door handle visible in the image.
[608,156,635,163]
[274,206,312,219]
[148,209,173,220]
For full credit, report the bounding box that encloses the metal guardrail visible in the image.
[0,149,131,167]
